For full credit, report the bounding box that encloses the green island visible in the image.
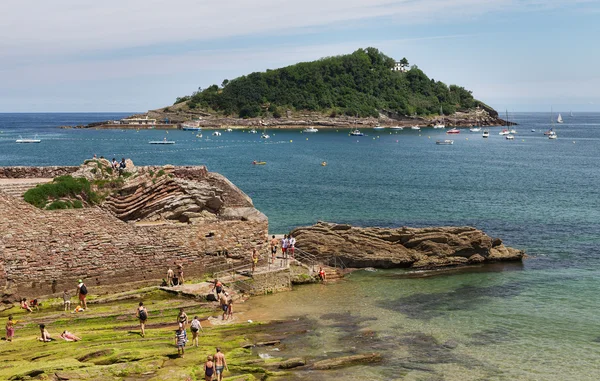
[175,47,482,119]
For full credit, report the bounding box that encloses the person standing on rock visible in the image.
[204,355,215,381]
[288,235,296,259]
[211,279,224,300]
[214,347,229,381]
[251,247,259,273]
[219,292,229,320]
[318,266,326,282]
[270,235,278,263]
[226,294,233,321]
[76,280,88,310]
[167,268,174,287]
[281,235,289,266]
[190,316,203,347]
[177,263,184,285]
[5,315,16,342]
[136,302,148,337]
[62,290,71,311]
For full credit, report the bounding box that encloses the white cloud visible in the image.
[1,0,508,59]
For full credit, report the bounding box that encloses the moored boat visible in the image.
[436,139,454,145]
[303,127,319,133]
[390,126,403,131]
[411,126,421,130]
[469,127,481,132]
[16,135,41,143]
[482,129,489,138]
[181,122,202,131]
[350,129,364,136]
[373,125,385,130]
[499,129,510,136]
[446,128,460,134]
[149,138,175,144]
[506,134,515,140]
[212,131,222,136]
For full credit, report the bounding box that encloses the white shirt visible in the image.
[289,237,296,247]
[282,238,289,248]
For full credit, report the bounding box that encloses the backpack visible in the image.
[139,308,147,320]
[79,284,88,295]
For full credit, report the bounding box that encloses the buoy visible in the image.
[396,140,399,143]
[290,140,293,143]
[373,137,375,140]
[573,141,576,143]
[306,138,308,140]
[466,138,468,140]
[428,136,430,139]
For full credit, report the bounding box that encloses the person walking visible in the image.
[77,280,88,310]
[211,279,224,300]
[214,347,229,381]
[167,268,174,287]
[177,308,189,328]
[175,323,187,358]
[5,315,15,342]
[204,355,215,381]
[219,292,229,321]
[190,316,203,347]
[136,302,148,337]
[226,294,233,321]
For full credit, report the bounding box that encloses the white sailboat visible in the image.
[303,127,319,133]
[570,110,574,117]
[260,127,270,139]
[557,113,563,124]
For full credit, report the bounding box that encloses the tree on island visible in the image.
[177,48,480,118]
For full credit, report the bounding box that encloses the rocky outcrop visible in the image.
[0,166,78,179]
[290,222,524,269]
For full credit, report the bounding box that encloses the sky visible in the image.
[1,0,599,113]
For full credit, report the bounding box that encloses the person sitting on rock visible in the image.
[318,267,326,282]
[20,298,33,313]
[111,158,118,170]
[118,158,126,175]
[38,324,53,342]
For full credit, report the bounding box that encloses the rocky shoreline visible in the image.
[291,222,525,269]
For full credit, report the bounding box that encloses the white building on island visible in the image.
[392,61,408,72]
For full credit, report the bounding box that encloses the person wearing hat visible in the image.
[76,279,88,310]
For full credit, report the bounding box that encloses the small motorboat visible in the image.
[212,131,222,136]
[196,133,203,138]
[149,138,175,144]
[499,129,510,136]
[436,140,454,145]
[16,135,41,143]
[469,127,481,132]
[249,129,258,134]
[321,161,327,166]
[261,133,270,139]
[226,128,233,132]
[531,129,536,132]
[548,131,557,139]
[303,127,319,133]
[350,129,364,136]
[446,128,460,134]
[252,160,266,165]
[432,123,445,129]
[373,125,385,130]
[482,129,489,138]
[411,126,421,130]
[544,129,554,136]
[390,126,403,131]
[509,129,517,134]
[506,134,515,140]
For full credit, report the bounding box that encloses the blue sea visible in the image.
[1,112,599,379]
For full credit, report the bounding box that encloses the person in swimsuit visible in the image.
[251,247,259,273]
[5,315,15,342]
[226,295,233,321]
[190,316,203,347]
[219,292,229,320]
[177,263,184,284]
[318,266,326,282]
[211,279,224,300]
[214,347,229,381]
[38,324,53,342]
[270,235,278,263]
[60,330,81,342]
[167,268,174,286]
[136,302,148,337]
[177,308,188,328]
[204,355,215,381]
[20,298,33,313]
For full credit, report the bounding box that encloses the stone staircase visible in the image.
[321,265,344,282]
[0,179,51,198]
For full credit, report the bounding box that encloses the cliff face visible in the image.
[291,222,524,269]
[0,161,268,300]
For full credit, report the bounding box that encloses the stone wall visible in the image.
[243,268,292,295]
[0,166,79,178]
[0,192,268,299]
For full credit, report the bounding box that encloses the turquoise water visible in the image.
[1,112,600,379]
